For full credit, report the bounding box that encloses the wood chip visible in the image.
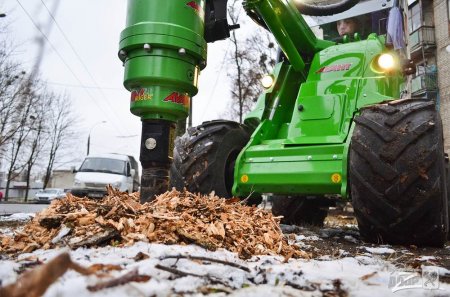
[0,188,307,259]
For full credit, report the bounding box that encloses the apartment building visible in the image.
[405,0,450,153]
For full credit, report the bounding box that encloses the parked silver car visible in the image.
[35,188,66,203]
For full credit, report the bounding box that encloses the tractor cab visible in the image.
[304,0,399,43]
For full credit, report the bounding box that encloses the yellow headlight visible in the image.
[261,75,274,89]
[377,53,395,70]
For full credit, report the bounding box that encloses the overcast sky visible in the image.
[0,0,236,169]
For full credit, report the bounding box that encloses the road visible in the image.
[0,203,48,215]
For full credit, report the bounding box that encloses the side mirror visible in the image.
[130,169,136,177]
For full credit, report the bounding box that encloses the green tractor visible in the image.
[119,0,449,246]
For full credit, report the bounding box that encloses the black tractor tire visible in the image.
[170,120,261,205]
[271,196,333,226]
[350,99,449,247]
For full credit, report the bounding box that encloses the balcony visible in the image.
[411,72,438,98]
[409,26,436,59]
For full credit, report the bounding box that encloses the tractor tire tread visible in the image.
[350,99,448,247]
[170,121,250,198]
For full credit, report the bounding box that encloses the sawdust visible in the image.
[0,187,307,259]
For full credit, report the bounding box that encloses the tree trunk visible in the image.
[4,171,12,201]
[24,166,32,202]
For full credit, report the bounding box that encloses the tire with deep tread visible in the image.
[350,99,449,247]
[170,120,254,200]
[271,196,333,226]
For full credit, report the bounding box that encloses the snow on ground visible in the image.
[363,247,396,255]
[0,213,32,236]
[1,213,449,296]
[0,242,448,296]
[0,213,35,222]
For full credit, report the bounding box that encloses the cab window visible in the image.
[310,10,390,42]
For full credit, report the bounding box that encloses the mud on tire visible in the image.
[170,120,252,199]
[350,99,449,246]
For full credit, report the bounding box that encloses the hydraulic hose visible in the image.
[295,0,360,16]
[245,0,361,30]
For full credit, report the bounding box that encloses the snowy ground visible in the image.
[1,208,449,297]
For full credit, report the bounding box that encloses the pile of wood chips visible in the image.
[0,187,307,259]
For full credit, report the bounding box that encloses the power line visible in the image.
[199,5,243,123]
[15,0,125,134]
[30,0,60,77]
[38,0,128,135]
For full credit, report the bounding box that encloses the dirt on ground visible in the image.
[279,204,450,284]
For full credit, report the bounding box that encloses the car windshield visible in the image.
[40,189,58,194]
[79,158,126,175]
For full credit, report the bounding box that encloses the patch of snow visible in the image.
[318,255,332,261]
[0,213,35,222]
[0,260,20,286]
[295,235,321,241]
[339,249,349,257]
[364,247,395,255]
[1,242,448,297]
[422,265,450,277]
[0,227,15,237]
[229,284,320,296]
[416,256,436,262]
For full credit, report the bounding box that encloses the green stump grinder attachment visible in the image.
[119,0,231,202]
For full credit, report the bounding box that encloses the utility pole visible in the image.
[30,0,60,78]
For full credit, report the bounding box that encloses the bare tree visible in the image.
[42,92,76,189]
[226,1,276,123]
[3,76,40,200]
[227,0,245,123]
[23,91,49,201]
[0,22,79,200]
[0,45,29,150]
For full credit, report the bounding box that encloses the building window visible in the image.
[409,2,421,33]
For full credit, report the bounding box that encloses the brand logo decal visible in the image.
[316,63,352,74]
[164,92,190,106]
[186,1,201,14]
[131,88,153,102]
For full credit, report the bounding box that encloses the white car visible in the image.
[35,188,66,204]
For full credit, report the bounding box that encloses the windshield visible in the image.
[79,158,126,175]
[40,189,58,194]
[303,0,394,42]
[309,10,390,42]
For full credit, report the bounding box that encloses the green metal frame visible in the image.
[119,0,405,200]
[232,0,404,198]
